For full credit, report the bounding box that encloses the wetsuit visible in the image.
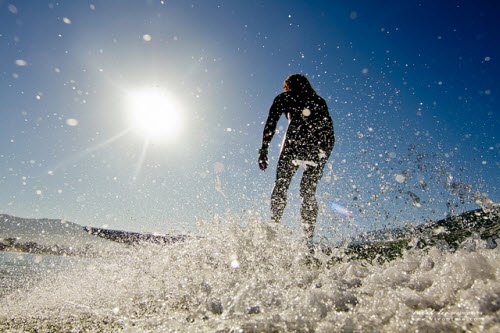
[260,90,334,242]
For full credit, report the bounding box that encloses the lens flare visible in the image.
[330,201,353,218]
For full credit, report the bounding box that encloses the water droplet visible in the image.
[214,162,224,173]
[8,4,18,14]
[66,118,79,127]
[15,59,28,66]
[230,259,240,269]
[394,174,407,183]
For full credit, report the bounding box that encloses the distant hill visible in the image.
[83,226,188,245]
[0,214,186,256]
[2,207,498,262]
[329,207,500,264]
[0,214,117,256]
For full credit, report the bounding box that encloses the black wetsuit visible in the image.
[261,90,334,242]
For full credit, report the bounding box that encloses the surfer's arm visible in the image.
[325,115,335,151]
[260,96,283,152]
[320,98,335,152]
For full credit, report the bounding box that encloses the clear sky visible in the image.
[1,1,498,239]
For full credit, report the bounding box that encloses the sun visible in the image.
[126,88,183,141]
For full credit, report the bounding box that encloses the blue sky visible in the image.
[0,1,498,239]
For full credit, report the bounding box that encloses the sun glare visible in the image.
[126,88,183,141]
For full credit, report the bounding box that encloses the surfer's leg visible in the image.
[271,154,298,223]
[299,161,326,244]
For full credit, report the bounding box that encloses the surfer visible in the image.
[259,74,335,245]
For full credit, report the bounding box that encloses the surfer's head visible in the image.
[283,74,314,93]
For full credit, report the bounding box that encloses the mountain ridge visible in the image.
[1,207,498,262]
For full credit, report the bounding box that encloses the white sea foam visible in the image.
[0,219,498,332]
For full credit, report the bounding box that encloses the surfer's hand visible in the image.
[259,157,268,171]
[258,148,268,171]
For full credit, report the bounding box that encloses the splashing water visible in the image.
[0,219,499,332]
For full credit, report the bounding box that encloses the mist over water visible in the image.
[1,220,498,332]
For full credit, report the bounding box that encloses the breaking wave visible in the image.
[1,219,499,332]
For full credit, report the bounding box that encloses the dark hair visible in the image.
[283,74,315,94]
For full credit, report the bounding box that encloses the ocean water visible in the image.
[0,251,91,300]
[0,220,498,332]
